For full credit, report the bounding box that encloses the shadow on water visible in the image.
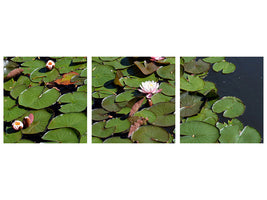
[203,57,263,140]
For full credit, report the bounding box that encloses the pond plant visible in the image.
[92,57,175,143]
[180,57,262,143]
[4,57,87,143]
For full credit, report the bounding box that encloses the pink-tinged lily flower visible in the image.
[46,60,55,70]
[12,120,24,131]
[138,80,162,98]
[150,56,165,61]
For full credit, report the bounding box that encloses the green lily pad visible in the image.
[180,92,203,117]
[115,90,137,102]
[117,107,131,114]
[105,118,131,133]
[80,68,87,77]
[182,57,196,63]
[92,121,115,138]
[157,65,175,80]
[92,137,103,143]
[80,134,87,143]
[131,125,169,143]
[186,108,218,125]
[212,61,236,74]
[72,57,87,63]
[92,108,110,121]
[197,81,217,96]
[4,96,27,122]
[212,96,245,118]
[92,65,115,87]
[159,82,175,96]
[147,102,175,127]
[180,121,220,143]
[18,109,52,134]
[104,58,132,69]
[18,86,60,109]
[10,84,28,99]
[202,57,225,63]
[17,139,35,143]
[48,113,87,135]
[183,59,210,74]
[134,109,156,123]
[122,73,158,87]
[11,57,36,62]
[151,93,172,104]
[58,92,87,113]
[30,67,60,83]
[100,57,120,62]
[42,128,79,143]
[77,85,87,92]
[21,60,46,74]
[101,95,127,112]
[180,75,204,91]
[219,125,261,143]
[103,137,132,143]
[4,127,22,143]
[92,82,118,98]
[4,76,31,91]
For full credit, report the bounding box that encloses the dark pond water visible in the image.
[203,57,263,140]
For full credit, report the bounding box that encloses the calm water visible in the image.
[203,57,263,140]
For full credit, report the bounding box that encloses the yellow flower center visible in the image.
[15,122,20,125]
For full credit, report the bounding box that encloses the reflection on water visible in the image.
[204,57,263,139]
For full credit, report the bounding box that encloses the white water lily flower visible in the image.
[138,80,162,98]
[46,60,55,70]
[12,120,24,131]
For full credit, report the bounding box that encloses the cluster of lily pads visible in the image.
[92,57,175,143]
[180,57,262,143]
[4,57,87,143]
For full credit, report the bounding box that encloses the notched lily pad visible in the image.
[212,96,245,118]
[101,95,127,112]
[183,59,210,74]
[180,121,219,143]
[202,57,225,63]
[219,125,261,143]
[180,75,204,91]
[180,92,203,117]
[105,118,131,133]
[103,137,132,143]
[92,65,115,87]
[157,65,175,80]
[186,108,218,125]
[58,92,87,113]
[92,108,110,121]
[4,96,27,122]
[19,86,60,109]
[134,61,159,75]
[131,125,169,143]
[42,128,79,143]
[92,121,115,138]
[212,61,236,74]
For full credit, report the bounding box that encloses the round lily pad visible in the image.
[92,108,110,121]
[42,128,79,143]
[134,109,156,123]
[93,82,118,98]
[180,75,204,91]
[186,108,218,125]
[19,109,52,134]
[202,57,225,63]
[19,86,60,109]
[122,73,158,87]
[180,121,220,143]
[105,118,131,133]
[219,125,261,143]
[4,96,27,122]
[147,102,175,127]
[92,121,115,138]
[30,67,60,83]
[10,84,28,99]
[101,95,127,112]
[180,92,203,117]
[21,60,46,74]
[48,113,87,135]
[103,137,132,143]
[212,61,236,74]
[151,93,173,104]
[58,92,87,113]
[115,90,137,102]
[131,125,169,143]
[92,137,103,143]
[159,82,175,96]
[92,65,115,87]
[212,96,245,118]
[157,65,175,80]
[4,127,22,143]
[197,81,217,96]
[183,59,210,74]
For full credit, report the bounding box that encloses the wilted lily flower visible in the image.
[12,120,24,131]
[150,56,165,61]
[46,60,55,70]
[138,80,162,98]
